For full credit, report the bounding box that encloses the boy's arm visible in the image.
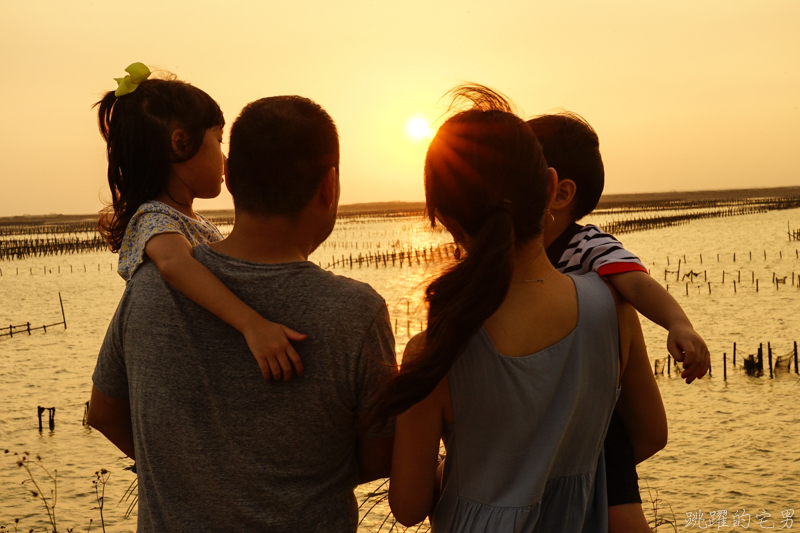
[356,304,398,483]
[608,270,709,384]
[145,233,305,381]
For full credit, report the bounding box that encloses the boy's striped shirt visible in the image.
[545,223,647,277]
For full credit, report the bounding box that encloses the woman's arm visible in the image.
[145,233,305,380]
[389,334,444,527]
[613,293,668,463]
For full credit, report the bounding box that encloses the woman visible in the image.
[383,86,667,532]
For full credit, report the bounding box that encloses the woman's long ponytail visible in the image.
[375,84,549,419]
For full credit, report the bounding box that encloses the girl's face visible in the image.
[173,126,225,200]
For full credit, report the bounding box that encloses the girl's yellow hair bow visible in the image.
[114,62,151,97]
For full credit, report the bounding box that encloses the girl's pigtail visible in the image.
[94,76,224,252]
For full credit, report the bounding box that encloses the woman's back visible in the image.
[433,273,619,533]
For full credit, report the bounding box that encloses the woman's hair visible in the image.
[378,84,550,417]
[95,75,225,252]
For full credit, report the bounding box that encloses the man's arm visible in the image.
[87,385,136,460]
[356,434,393,483]
[355,304,398,484]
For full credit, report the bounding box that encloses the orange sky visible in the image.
[1,0,798,216]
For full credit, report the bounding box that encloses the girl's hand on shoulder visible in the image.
[244,317,307,381]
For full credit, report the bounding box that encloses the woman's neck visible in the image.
[509,238,555,284]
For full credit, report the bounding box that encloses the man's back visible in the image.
[93,245,395,532]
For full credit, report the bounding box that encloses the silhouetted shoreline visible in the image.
[2,185,799,224]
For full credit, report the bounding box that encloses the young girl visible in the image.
[96,62,304,381]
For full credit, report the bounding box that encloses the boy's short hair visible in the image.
[228,96,339,217]
[526,112,603,221]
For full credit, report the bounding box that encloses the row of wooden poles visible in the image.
[0,235,107,261]
[655,341,799,381]
[207,210,427,228]
[665,248,800,265]
[0,220,98,237]
[0,224,448,261]
[0,263,116,275]
[595,196,800,217]
[326,243,456,270]
[0,293,67,338]
[664,268,799,294]
[602,197,800,236]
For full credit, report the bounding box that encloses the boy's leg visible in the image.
[605,412,652,532]
[609,504,653,533]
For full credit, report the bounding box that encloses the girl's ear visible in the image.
[171,129,190,158]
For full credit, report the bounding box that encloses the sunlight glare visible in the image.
[406,116,431,141]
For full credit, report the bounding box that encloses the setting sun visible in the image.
[406,116,431,141]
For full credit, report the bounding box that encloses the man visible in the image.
[88,96,396,532]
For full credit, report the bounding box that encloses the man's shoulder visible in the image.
[193,245,387,314]
[311,269,387,313]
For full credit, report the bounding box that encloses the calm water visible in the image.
[1,207,799,531]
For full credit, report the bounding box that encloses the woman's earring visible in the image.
[545,209,555,226]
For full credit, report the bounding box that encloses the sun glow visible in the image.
[406,116,431,141]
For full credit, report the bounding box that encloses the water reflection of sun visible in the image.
[406,116,431,141]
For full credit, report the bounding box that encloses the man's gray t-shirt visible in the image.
[92,244,396,532]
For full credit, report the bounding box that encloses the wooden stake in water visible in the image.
[58,292,67,330]
[723,352,727,381]
[768,343,773,379]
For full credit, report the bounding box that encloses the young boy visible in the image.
[528,112,710,532]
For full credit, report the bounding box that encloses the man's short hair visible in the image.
[526,112,604,221]
[228,96,339,216]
